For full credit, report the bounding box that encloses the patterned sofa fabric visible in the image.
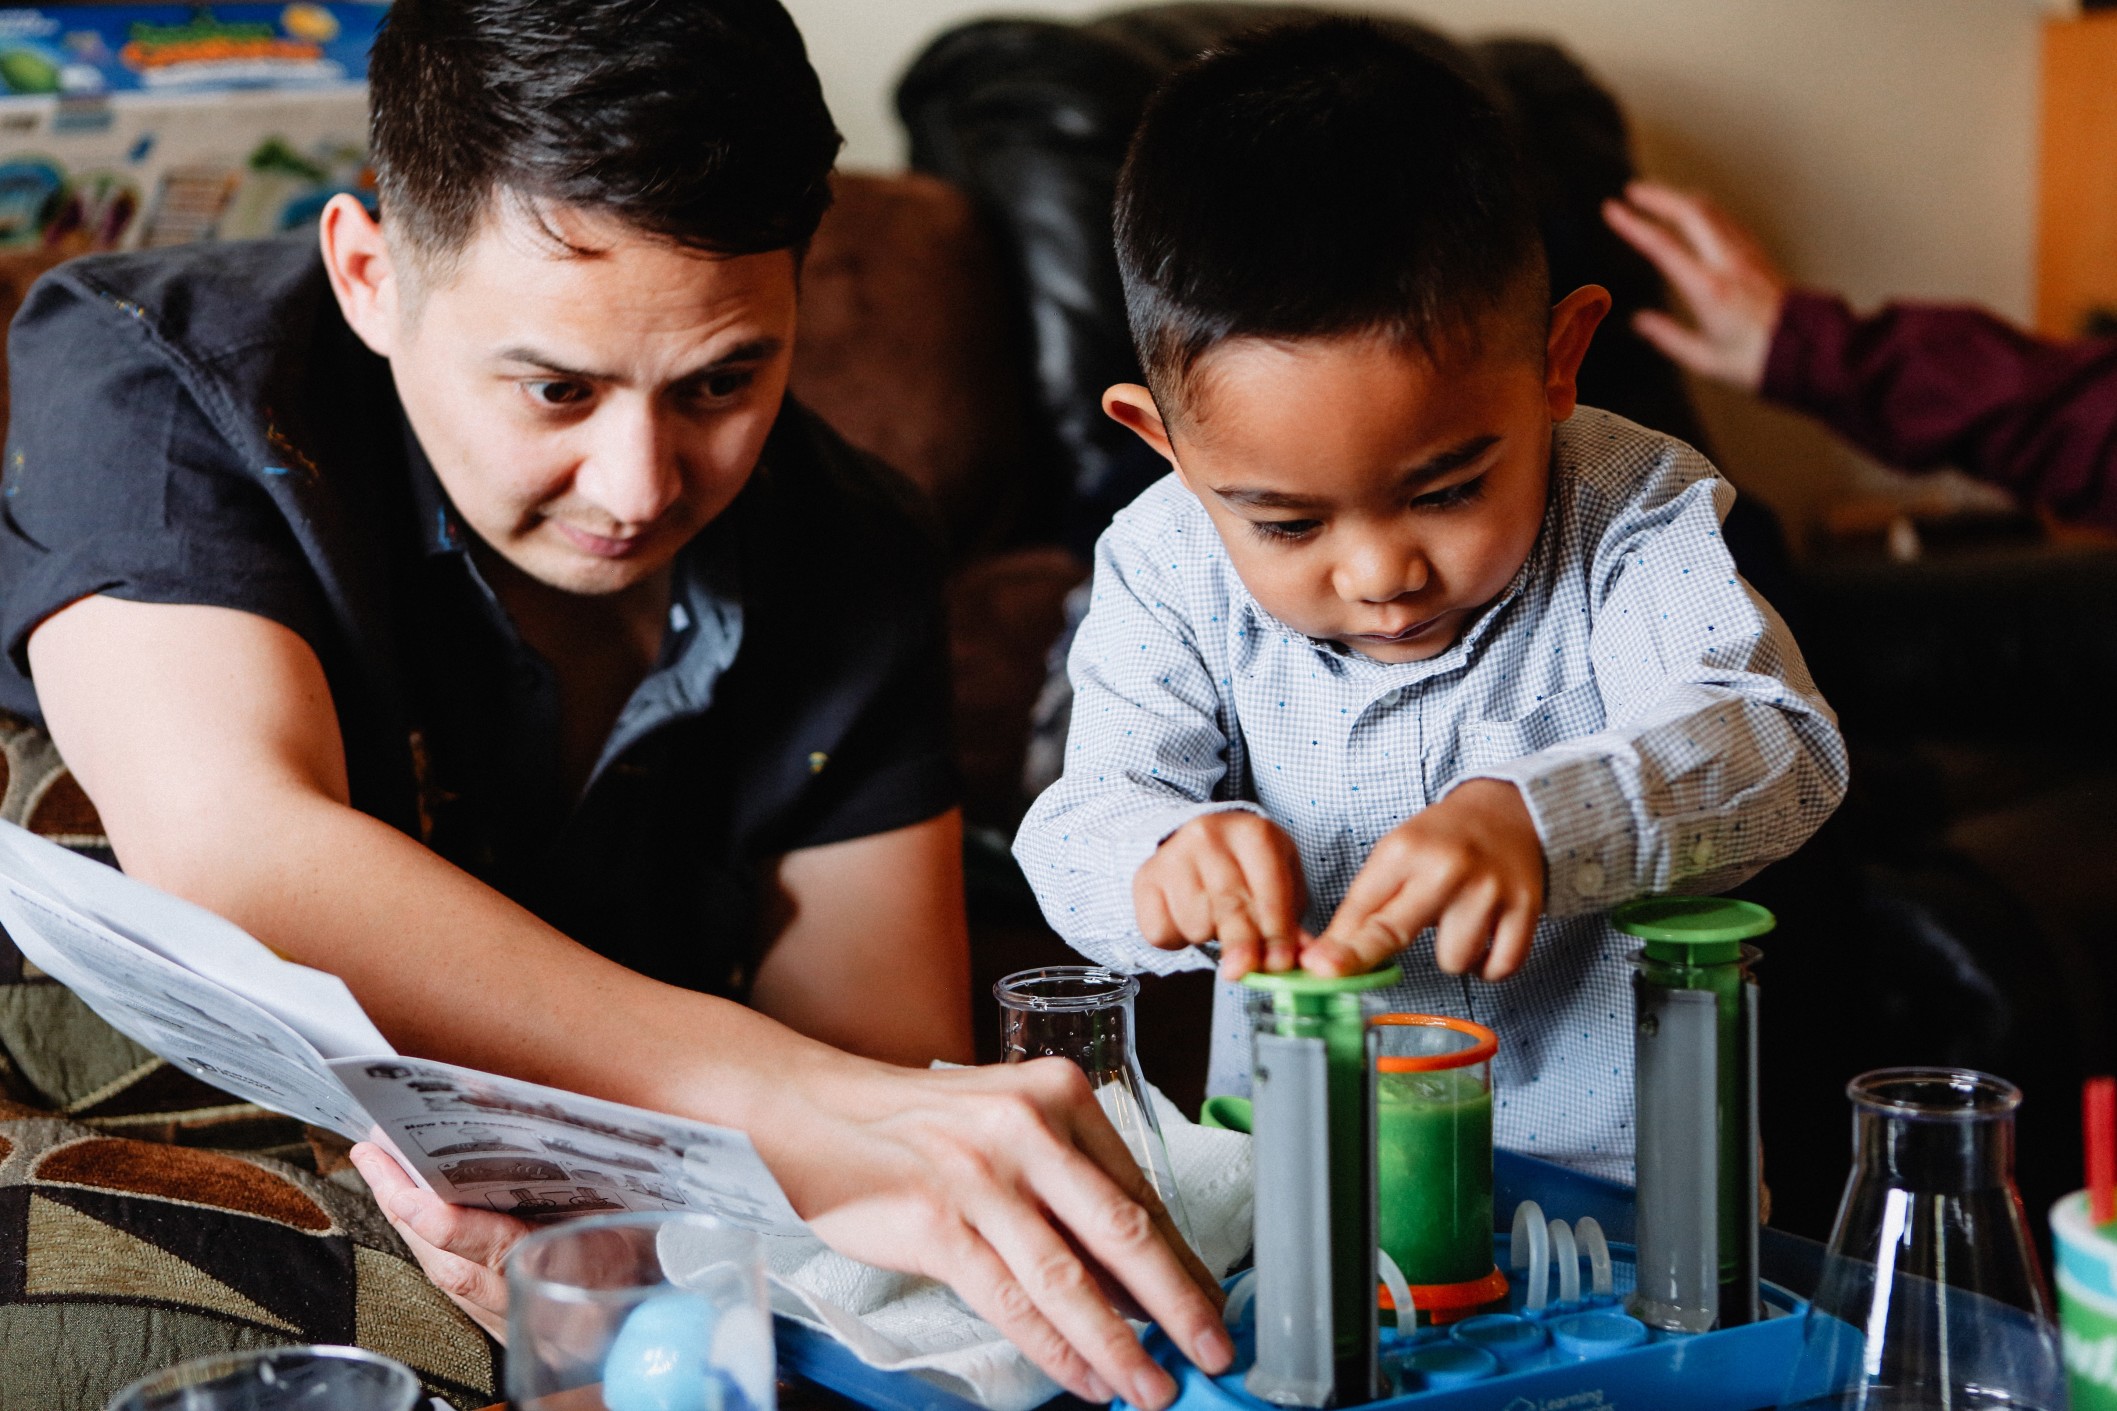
[0,714,500,1411]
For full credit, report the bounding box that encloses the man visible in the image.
[0,1,1228,1403]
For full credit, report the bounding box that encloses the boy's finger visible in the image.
[1217,932,1261,980]
[1134,880,1182,948]
[1212,909,1264,979]
[1481,904,1538,982]
[1229,827,1304,949]
[1431,880,1501,975]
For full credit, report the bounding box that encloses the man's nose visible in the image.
[1334,535,1429,603]
[574,404,682,530]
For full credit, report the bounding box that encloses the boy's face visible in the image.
[1103,288,1610,664]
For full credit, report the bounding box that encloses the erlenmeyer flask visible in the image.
[1780,1068,2064,1411]
[995,966,1196,1250]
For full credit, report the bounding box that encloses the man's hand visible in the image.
[348,1139,531,1342]
[1601,180,1788,392]
[1304,779,1543,980]
[789,1059,1232,1409]
[1134,811,1309,980]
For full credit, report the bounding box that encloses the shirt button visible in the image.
[1690,839,1716,868]
[1573,861,1605,895]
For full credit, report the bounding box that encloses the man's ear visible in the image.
[1102,383,1181,470]
[1543,284,1614,422]
[319,193,404,359]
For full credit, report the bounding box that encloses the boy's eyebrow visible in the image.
[1211,433,1503,510]
[490,336,784,384]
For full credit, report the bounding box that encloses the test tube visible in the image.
[1371,1015,1506,1324]
[1619,897,1770,1333]
[1242,966,1401,1408]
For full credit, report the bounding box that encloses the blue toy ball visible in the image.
[601,1290,727,1411]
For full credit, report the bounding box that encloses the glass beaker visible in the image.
[995,965,1194,1248]
[1779,1068,2064,1411]
[507,1210,775,1411]
[1372,1015,1502,1311]
[104,1347,421,1411]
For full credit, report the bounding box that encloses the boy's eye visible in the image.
[1249,518,1322,543]
[699,370,756,401]
[1413,475,1487,509]
[524,379,591,408]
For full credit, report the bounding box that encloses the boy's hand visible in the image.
[1305,780,1543,980]
[1135,811,1309,980]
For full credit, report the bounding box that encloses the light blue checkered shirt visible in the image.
[1013,408,1847,1181]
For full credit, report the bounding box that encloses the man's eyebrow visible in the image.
[491,336,785,383]
[1211,434,1503,510]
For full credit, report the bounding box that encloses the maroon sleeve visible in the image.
[1761,289,2117,529]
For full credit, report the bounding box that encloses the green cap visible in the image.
[1612,896,1774,965]
[1240,963,1403,995]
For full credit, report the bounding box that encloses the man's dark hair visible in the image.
[368,0,842,266]
[1115,18,1546,407]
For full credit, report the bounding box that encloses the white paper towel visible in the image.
[755,1084,1251,1411]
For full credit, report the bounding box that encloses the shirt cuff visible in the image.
[1759,288,1857,416]
[1451,754,1641,917]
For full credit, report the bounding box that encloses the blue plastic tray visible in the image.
[775,1150,1816,1411]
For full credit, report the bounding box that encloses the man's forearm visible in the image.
[119,788,849,1131]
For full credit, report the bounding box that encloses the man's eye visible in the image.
[524,380,590,408]
[688,370,757,404]
[1249,518,1322,543]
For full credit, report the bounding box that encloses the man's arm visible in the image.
[751,809,973,1067]
[29,594,1230,1406]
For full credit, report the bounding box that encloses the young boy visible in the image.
[1013,19,1847,1179]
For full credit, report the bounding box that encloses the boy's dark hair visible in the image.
[368,0,841,267]
[1115,18,1546,407]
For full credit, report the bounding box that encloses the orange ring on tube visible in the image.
[1371,1014,1498,1073]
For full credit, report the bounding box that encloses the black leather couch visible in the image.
[897,2,2114,1242]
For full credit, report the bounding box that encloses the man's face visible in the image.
[382,204,798,596]
[1150,320,1567,665]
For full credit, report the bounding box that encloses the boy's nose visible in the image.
[1335,540,1429,603]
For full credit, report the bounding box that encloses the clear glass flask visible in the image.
[995,965,1195,1249]
[1779,1067,2064,1411]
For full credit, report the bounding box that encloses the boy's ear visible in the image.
[1543,284,1614,422]
[1102,383,1181,469]
[319,193,404,359]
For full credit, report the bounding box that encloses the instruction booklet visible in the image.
[0,819,802,1230]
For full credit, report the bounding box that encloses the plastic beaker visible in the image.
[506,1210,775,1411]
[105,1348,420,1411]
[1779,1068,2064,1411]
[995,965,1194,1248]
[1372,1014,1504,1320]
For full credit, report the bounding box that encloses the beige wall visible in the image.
[782,0,2049,540]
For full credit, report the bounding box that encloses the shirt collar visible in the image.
[402,421,467,557]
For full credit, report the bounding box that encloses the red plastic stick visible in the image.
[2087,1076,2116,1225]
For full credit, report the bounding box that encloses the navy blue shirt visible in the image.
[0,236,957,997]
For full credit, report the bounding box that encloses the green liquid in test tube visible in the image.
[1373,1016,1500,1294]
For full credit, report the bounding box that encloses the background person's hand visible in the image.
[349,1137,533,1342]
[1303,779,1544,980]
[1602,180,1789,392]
[1133,810,1309,979]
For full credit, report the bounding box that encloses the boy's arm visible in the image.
[1460,448,1848,918]
[1013,523,1263,974]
